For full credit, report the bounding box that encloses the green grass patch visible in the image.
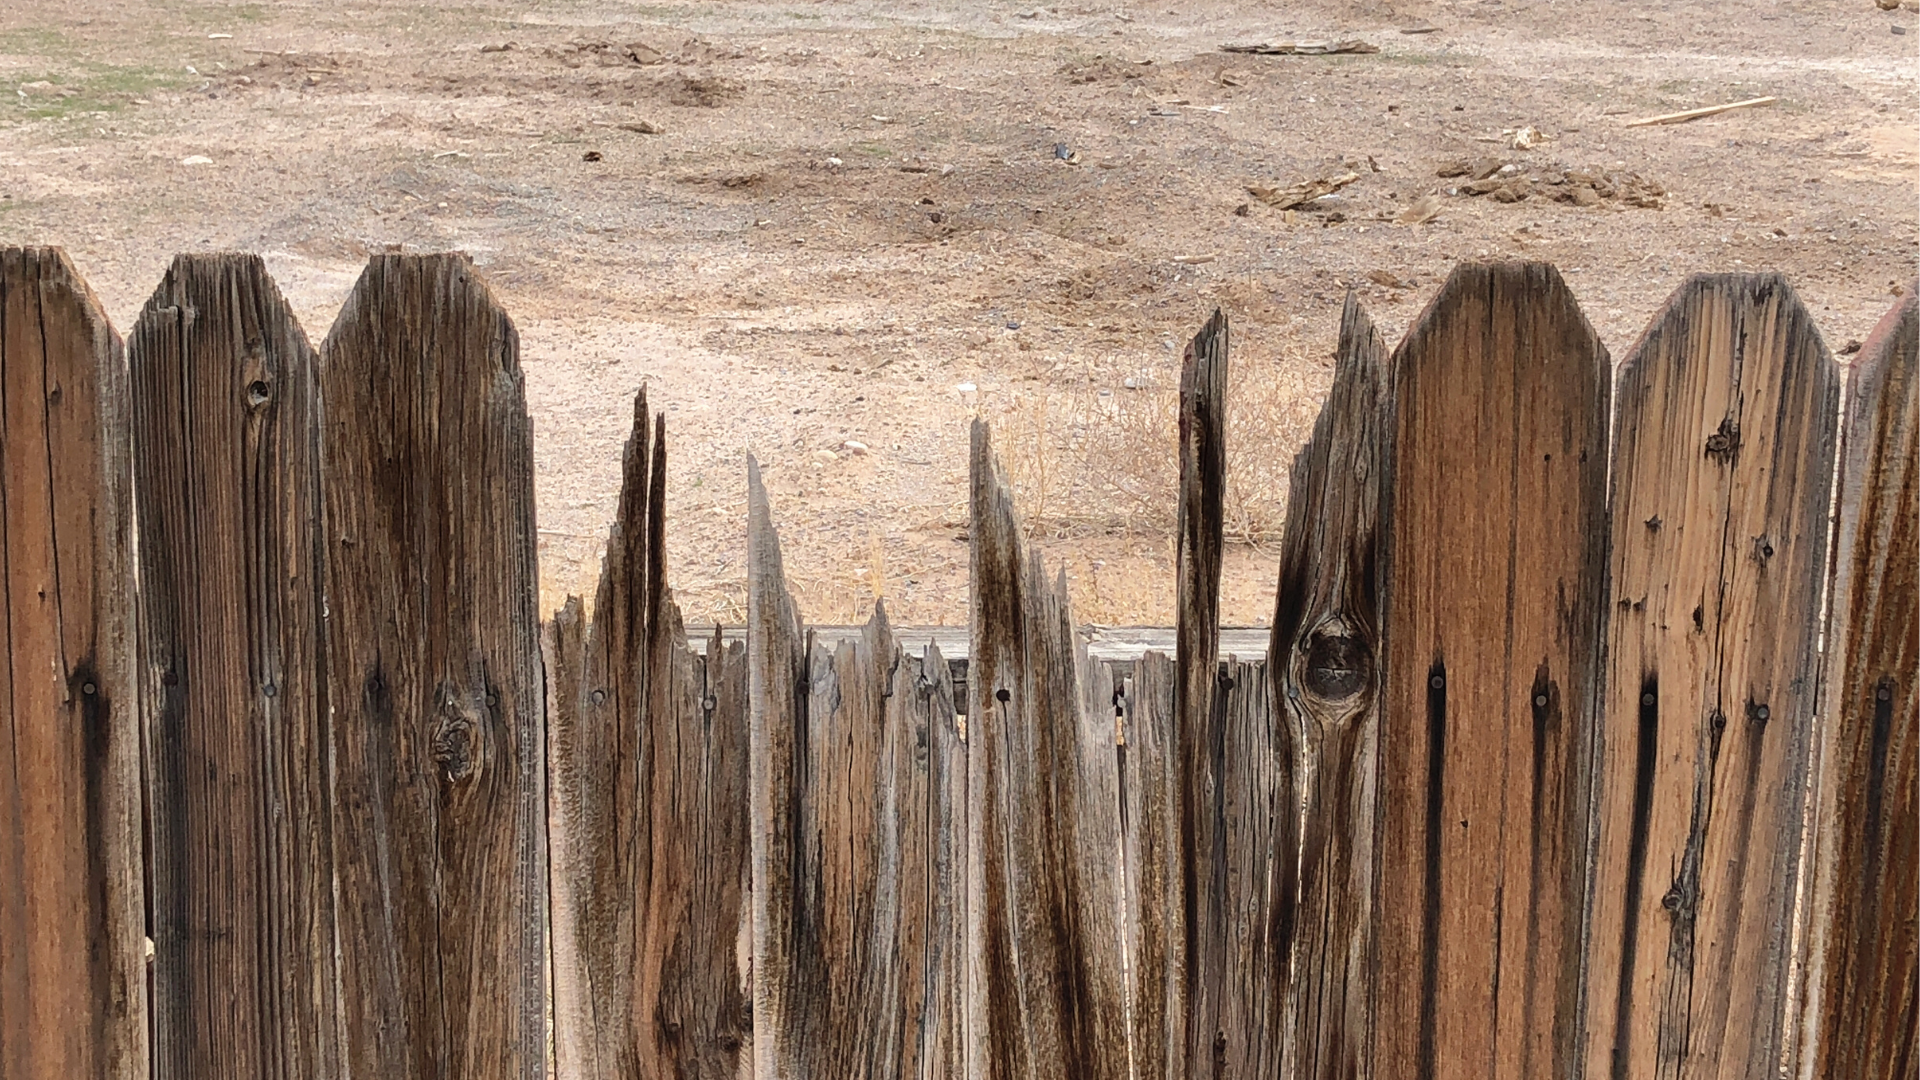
[10,63,186,120]
[852,141,891,157]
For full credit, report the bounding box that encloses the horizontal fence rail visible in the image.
[0,246,1912,1080]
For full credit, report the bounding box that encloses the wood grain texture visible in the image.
[748,455,967,1080]
[319,253,547,1079]
[748,454,809,1080]
[0,247,146,1080]
[967,419,1129,1080]
[1176,310,1225,1080]
[128,253,338,1080]
[1584,274,1840,1080]
[1802,289,1916,1080]
[1121,650,1181,1080]
[1267,293,1389,1080]
[1376,262,1610,1080]
[547,391,750,1080]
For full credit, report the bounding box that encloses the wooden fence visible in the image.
[0,247,1911,1080]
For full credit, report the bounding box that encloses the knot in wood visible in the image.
[1703,416,1741,464]
[1301,627,1372,701]
[432,710,480,782]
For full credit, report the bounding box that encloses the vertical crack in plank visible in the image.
[1376,262,1609,1080]
[1176,310,1226,1080]
[548,390,749,1079]
[1584,273,1839,1080]
[1266,293,1389,1080]
[1802,288,1916,1080]
[321,253,547,1079]
[131,253,336,1080]
[968,419,1129,1080]
[0,246,145,1080]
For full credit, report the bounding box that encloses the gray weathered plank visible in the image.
[1375,262,1610,1080]
[1266,292,1390,1080]
[1801,288,1916,1080]
[1583,274,1840,1080]
[548,390,750,1080]
[748,454,811,1080]
[0,247,146,1080]
[129,252,338,1080]
[967,419,1129,1080]
[1175,310,1225,1080]
[748,453,965,1079]
[319,253,547,1078]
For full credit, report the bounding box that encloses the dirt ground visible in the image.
[3,0,1914,628]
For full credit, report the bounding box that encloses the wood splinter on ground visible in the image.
[1249,172,1360,210]
[1626,95,1777,126]
[1220,39,1378,54]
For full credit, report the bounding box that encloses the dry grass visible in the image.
[991,325,1326,552]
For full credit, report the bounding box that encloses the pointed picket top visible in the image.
[319,252,546,1080]
[129,253,337,1080]
[1585,273,1840,1080]
[1376,261,1611,1080]
[0,246,146,1080]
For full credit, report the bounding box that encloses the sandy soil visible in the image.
[3,0,1914,627]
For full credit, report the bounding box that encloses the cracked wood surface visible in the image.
[129,254,337,1080]
[0,246,145,1080]
[966,420,1129,1080]
[1267,293,1390,1080]
[1375,262,1611,1080]
[1802,288,1916,1080]
[546,390,751,1080]
[320,253,548,1079]
[749,456,969,1080]
[1583,274,1839,1080]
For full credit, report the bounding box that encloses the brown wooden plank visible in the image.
[1176,310,1225,1080]
[1121,649,1180,1080]
[319,253,547,1078]
[1802,289,1916,1080]
[547,391,751,1079]
[128,252,337,1080]
[748,454,810,1079]
[967,419,1129,1080]
[1266,293,1390,1080]
[1583,273,1840,1080]
[0,247,145,1080]
[749,454,965,1079]
[1376,262,1610,1080]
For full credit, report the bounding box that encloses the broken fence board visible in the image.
[129,254,338,1080]
[0,247,146,1080]
[749,459,967,1080]
[1802,288,1917,1080]
[1584,274,1840,1080]
[547,391,750,1080]
[1267,293,1390,1080]
[1175,310,1225,1080]
[320,253,547,1079]
[968,420,1130,1080]
[1375,262,1610,1080]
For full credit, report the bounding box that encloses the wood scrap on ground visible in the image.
[1248,171,1359,210]
[1626,96,1776,126]
[1221,40,1378,55]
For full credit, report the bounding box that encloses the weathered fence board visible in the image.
[546,392,750,1080]
[319,253,548,1078]
[967,420,1130,1080]
[1376,262,1611,1080]
[1802,288,1917,1080]
[1267,293,1390,1080]
[0,247,146,1080]
[1584,274,1840,1080]
[128,253,337,1080]
[749,456,972,1080]
[1175,310,1225,1080]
